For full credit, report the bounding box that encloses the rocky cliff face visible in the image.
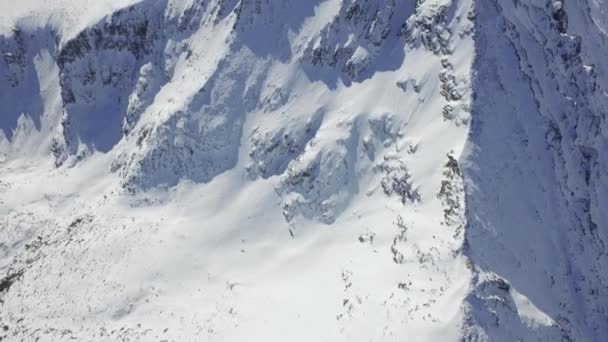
[461,0,608,340]
[0,0,606,341]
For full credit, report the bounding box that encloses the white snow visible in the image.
[1,0,607,341]
[0,0,140,41]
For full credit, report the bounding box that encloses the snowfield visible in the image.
[0,0,607,341]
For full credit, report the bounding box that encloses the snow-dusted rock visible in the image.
[0,0,607,341]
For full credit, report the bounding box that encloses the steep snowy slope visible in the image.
[1,0,475,340]
[0,0,606,341]
[461,0,608,340]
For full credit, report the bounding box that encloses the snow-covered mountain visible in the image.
[0,0,606,340]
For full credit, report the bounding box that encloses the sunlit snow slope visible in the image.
[0,0,606,341]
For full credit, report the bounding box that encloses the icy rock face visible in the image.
[277,133,359,224]
[275,110,412,224]
[247,110,324,179]
[123,61,166,136]
[405,0,456,55]
[115,0,415,193]
[53,0,166,161]
[0,29,51,143]
[305,0,404,80]
[437,153,465,237]
[118,52,261,190]
[462,0,608,340]
[277,115,359,224]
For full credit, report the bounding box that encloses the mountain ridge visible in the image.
[0,0,606,341]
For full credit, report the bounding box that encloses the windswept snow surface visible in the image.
[0,0,607,341]
[0,0,141,38]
